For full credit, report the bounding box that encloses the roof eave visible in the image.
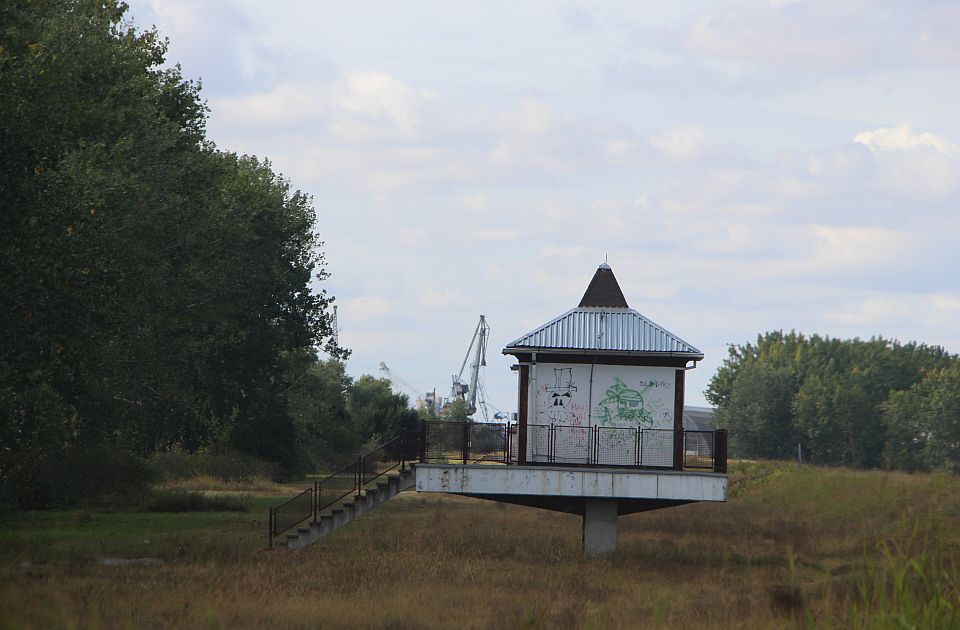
[502,347,704,360]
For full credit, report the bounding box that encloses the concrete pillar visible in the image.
[582,498,618,556]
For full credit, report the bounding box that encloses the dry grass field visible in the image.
[1,461,958,629]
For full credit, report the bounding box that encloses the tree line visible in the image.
[0,1,417,508]
[706,331,960,473]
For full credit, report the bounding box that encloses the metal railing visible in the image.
[268,486,315,545]
[269,429,420,547]
[420,421,727,472]
[316,459,359,516]
[271,423,728,545]
[420,421,510,464]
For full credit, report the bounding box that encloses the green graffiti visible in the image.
[594,377,654,428]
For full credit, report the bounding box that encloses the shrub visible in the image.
[140,490,248,513]
[148,450,276,483]
[2,445,154,509]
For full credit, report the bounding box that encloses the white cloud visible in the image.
[125,0,960,410]
[650,126,704,162]
[854,123,958,155]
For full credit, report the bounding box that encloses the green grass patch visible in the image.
[1,465,958,628]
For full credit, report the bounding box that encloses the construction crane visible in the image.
[379,362,426,408]
[450,315,489,417]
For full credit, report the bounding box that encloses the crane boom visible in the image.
[451,315,489,416]
[379,362,423,403]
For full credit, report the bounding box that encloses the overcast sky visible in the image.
[127,0,960,413]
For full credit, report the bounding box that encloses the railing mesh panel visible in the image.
[553,425,592,464]
[468,424,508,463]
[423,422,463,462]
[527,424,551,461]
[317,462,358,513]
[639,429,674,468]
[596,427,637,466]
[683,430,715,469]
[273,487,313,537]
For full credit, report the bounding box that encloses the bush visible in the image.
[1,445,154,510]
[148,450,277,483]
[140,490,248,512]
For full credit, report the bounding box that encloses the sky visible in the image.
[126,0,960,414]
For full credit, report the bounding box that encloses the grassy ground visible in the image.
[1,462,958,629]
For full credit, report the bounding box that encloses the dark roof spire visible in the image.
[578,263,628,308]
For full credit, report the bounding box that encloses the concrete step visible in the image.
[282,464,417,551]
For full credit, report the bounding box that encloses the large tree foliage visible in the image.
[1,1,355,504]
[882,365,960,473]
[707,332,958,470]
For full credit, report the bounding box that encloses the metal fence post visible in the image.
[592,426,599,465]
[268,506,274,549]
[549,424,555,463]
[673,427,685,471]
[462,422,469,464]
[420,421,427,463]
[714,430,728,473]
[635,428,641,467]
[356,455,363,496]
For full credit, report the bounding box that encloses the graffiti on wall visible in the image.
[594,377,654,427]
[594,376,673,429]
[533,364,674,430]
[535,367,588,427]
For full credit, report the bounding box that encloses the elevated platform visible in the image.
[415,463,727,515]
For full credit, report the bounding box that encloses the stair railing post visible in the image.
[356,454,363,497]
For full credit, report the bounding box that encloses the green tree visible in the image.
[285,354,357,469]
[883,365,960,473]
[712,362,797,459]
[0,1,346,503]
[348,376,419,444]
[707,331,955,470]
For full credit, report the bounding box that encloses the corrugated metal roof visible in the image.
[504,306,703,356]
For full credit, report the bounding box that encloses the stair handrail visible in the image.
[269,428,420,547]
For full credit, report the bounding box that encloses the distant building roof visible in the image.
[683,406,715,431]
[504,263,703,358]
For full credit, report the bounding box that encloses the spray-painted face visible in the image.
[550,391,572,407]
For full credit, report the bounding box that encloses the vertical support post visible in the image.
[518,364,529,464]
[673,368,685,471]
[312,480,318,523]
[419,420,427,463]
[462,422,469,464]
[582,499,618,556]
[674,428,685,471]
[714,430,728,473]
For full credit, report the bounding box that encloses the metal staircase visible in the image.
[268,431,418,550]
[282,466,415,550]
